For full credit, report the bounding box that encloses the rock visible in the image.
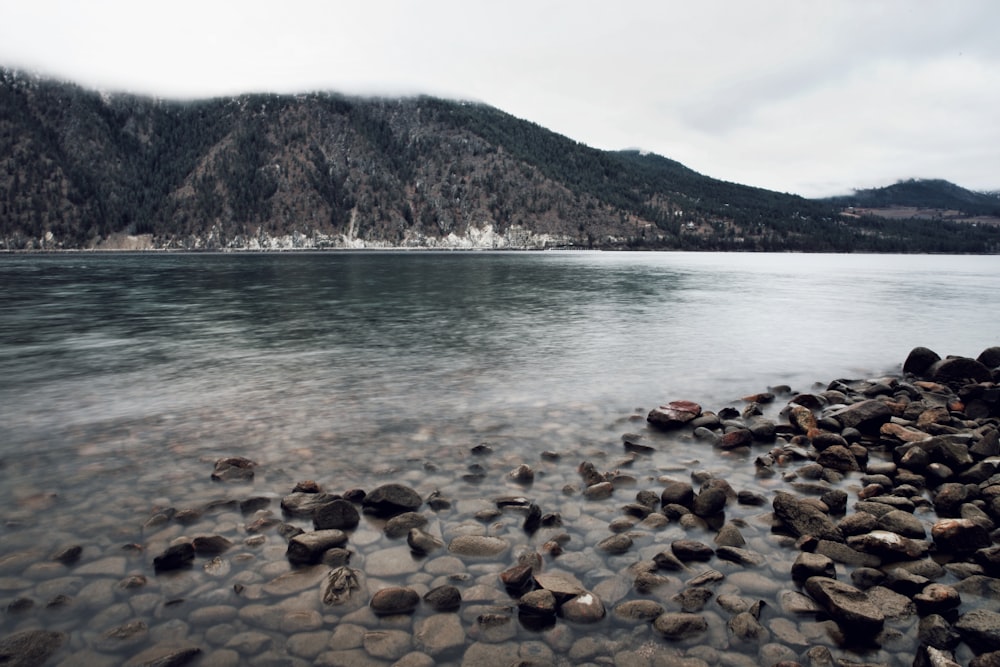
[791,552,836,582]
[956,609,1000,652]
[647,401,702,429]
[560,591,606,623]
[280,491,340,517]
[932,518,992,553]
[671,539,714,562]
[715,546,765,566]
[414,613,465,656]
[384,512,428,538]
[363,630,412,661]
[362,483,422,517]
[816,445,860,472]
[905,347,942,376]
[153,543,194,572]
[518,589,557,616]
[423,585,462,612]
[661,481,694,508]
[847,530,929,560]
[914,583,961,616]
[831,399,892,433]
[313,499,360,530]
[978,346,1000,369]
[0,630,66,667]
[728,611,769,643]
[803,576,884,634]
[715,522,746,547]
[321,566,363,606]
[508,464,534,484]
[447,535,509,558]
[370,586,420,615]
[286,530,348,565]
[719,428,754,450]
[533,571,586,599]
[930,357,993,386]
[772,492,844,542]
[652,612,708,640]
[211,456,256,481]
[613,599,665,621]
[192,535,233,556]
[407,528,444,555]
[876,510,926,539]
[52,545,82,565]
[672,587,713,612]
[123,643,202,667]
[597,534,632,554]
[582,481,614,500]
[692,486,727,517]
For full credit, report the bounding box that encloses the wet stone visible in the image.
[653,612,708,640]
[313,498,361,530]
[286,529,348,565]
[448,535,509,558]
[384,512,428,538]
[370,586,420,616]
[362,483,423,517]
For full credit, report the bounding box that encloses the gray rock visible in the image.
[612,599,665,621]
[727,611,769,643]
[803,576,884,634]
[0,630,66,667]
[423,585,462,612]
[597,534,632,554]
[384,512,427,538]
[652,612,708,640]
[414,613,465,657]
[904,346,941,376]
[831,399,892,433]
[280,491,339,517]
[211,456,256,482]
[313,499,360,530]
[847,530,929,560]
[772,492,844,542]
[407,528,444,555]
[447,535,509,558]
[362,483,422,517]
[286,530,348,565]
[956,609,1000,652]
[518,589,557,616]
[876,509,926,538]
[792,552,836,582]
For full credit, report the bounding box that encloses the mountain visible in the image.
[2,68,998,253]
[824,179,1000,218]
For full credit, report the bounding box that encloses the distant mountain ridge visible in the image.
[1,68,998,253]
[824,179,1000,217]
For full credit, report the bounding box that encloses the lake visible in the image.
[0,250,998,665]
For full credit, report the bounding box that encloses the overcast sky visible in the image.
[1,0,997,198]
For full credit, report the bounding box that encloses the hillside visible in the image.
[825,179,1000,217]
[2,68,999,252]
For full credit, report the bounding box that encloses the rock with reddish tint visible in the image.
[816,445,861,472]
[914,583,961,616]
[647,401,702,429]
[804,576,884,634]
[211,456,256,482]
[719,429,753,450]
[932,518,992,553]
[787,405,818,434]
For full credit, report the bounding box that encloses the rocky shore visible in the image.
[2,346,999,667]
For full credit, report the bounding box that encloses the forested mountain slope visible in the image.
[2,68,997,252]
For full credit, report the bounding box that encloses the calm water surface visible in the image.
[1,251,998,664]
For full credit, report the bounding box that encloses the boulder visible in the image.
[978,346,1000,369]
[930,357,992,386]
[904,347,942,376]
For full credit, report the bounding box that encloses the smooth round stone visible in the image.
[363,629,413,661]
[366,545,423,577]
[414,613,466,656]
[370,587,420,615]
[287,631,331,660]
[653,612,708,640]
[189,605,239,626]
[280,609,323,633]
[225,630,273,654]
[447,535,509,558]
[613,599,665,621]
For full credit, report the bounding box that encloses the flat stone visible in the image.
[286,530,348,565]
[370,586,420,615]
[803,576,884,634]
[652,612,708,640]
[366,545,422,577]
[448,535,509,558]
[414,613,465,656]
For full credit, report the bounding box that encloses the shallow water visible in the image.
[1,251,998,665]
